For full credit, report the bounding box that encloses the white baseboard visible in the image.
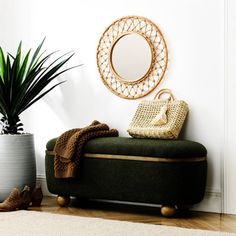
[191,187,222,213]
[37,174,53,197]
[37,175,222,213]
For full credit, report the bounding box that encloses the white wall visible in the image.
[0,0,225,212]
[224,0,236,214]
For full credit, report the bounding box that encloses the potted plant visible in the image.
[0,39,75,201]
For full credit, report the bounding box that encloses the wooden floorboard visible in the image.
[30,196,236,233]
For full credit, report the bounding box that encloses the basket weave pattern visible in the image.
[96,16,168,99]
[127,100,188,139]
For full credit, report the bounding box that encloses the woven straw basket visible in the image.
[127,89,188,139]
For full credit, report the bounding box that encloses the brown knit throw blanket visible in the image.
[54,120,119,178]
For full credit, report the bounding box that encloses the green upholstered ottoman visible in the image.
[45,137,207,217]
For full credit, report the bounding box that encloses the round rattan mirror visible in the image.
[97,16,168,99]
[110,33,153,82]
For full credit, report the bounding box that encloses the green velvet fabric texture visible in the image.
[46,137,207,205]
[45,154,207,205]
[46,137,207,158]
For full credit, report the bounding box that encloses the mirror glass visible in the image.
[111,33,152,81]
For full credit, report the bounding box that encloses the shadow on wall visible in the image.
[42,65,109,129]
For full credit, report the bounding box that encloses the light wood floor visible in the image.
[30,196,236,233]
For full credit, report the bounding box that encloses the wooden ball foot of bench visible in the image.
[160,205,177,217]
[57,195,71,207]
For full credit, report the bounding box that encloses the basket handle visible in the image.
[154,89,174,101]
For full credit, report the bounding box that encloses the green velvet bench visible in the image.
[45,137,207,217]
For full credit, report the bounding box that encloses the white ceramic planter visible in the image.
[0,134,36,201]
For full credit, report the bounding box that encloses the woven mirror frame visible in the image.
[96,16,168,99]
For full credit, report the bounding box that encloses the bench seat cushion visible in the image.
[46,137,207,159]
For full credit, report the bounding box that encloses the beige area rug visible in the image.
[0,211,235,236]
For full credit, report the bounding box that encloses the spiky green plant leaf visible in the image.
[0,47,6,80]
[0,39,78,134]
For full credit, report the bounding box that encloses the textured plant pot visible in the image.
[0,134,36,201]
